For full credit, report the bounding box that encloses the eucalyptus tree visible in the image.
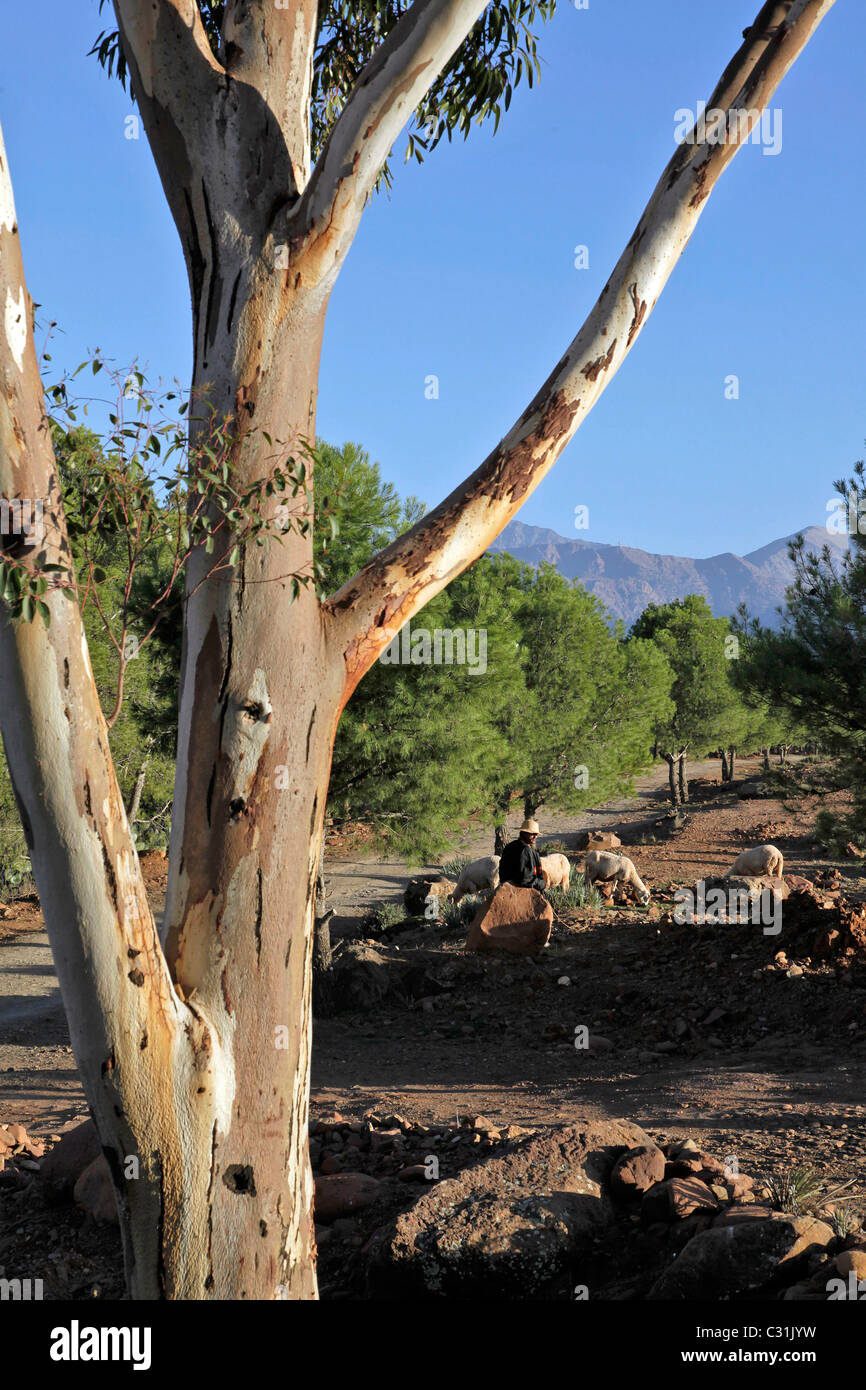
[0,0,835,1298]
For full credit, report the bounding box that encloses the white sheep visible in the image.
[540,853,571,890]
[451,854,500,903]
[583,850,650,905]
[726,843,784,879]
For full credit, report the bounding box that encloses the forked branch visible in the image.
[325,0,835,704]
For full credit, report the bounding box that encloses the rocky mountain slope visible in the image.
[489,522,847,627]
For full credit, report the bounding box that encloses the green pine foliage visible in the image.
[329,552,529,861]
[631,595,743,762]
[731,456,866,842]
[514,566,674,818]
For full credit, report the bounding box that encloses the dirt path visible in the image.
[321,757,711,935]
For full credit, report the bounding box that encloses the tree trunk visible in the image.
[665,754,681,809]
[155,280,340,1296]
[720,750,729,782]
[728,747,736,781]
[493,790,512,855]
[678,755,689,804]
[312,865,335,1017]
[127,761,148,825]
[762,746,771,772]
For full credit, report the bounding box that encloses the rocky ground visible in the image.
[2,756,866,1299]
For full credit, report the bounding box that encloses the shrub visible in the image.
[764,1165,824,1215]
[547,875,602,912]
[361,900,408,934]
[0,825,33,896]
[440,893,483,930]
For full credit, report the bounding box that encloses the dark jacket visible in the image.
[499,838,544,889]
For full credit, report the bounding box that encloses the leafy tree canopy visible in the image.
[91,0,557,189]
[631,594,741,758]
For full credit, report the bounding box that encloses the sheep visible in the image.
[540,852,571,890]
[583,850,651,906]
[451,854,500,903]
[726,843,784,879]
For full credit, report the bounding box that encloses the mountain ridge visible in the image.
[487,521,847,628]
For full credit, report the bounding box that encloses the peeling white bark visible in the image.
[0,125,16,234]
[326,0,837,697]
[295,0,489,288]
[4,284,26,371]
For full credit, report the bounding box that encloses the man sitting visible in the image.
[498,818,546,892]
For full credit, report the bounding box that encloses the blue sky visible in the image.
[3,1,863,558]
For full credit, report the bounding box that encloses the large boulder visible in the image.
[39,1119,102,1204]
[648,1216,834,1299]
[367,1119,649,1298]
[465,883,552,955]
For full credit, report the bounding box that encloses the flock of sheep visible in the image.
[450,842,785,910]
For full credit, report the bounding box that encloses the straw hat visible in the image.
[519,818,540,834]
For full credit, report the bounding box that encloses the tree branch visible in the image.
[324,0,835,704]
[112,0,226,219]
[0,115,217,1191]
[221,0,319,190]
[291,0,488,285]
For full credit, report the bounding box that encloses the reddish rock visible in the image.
[398,1165,431,1183]
[727,1175,755,1200]
[370,1128,403,1153]
[665,1158,703,1178]
[696,1152,728,1180]
[642,1176,720,1224]
[314,1173,382,1224]
[785,875,815,896]
[649,1217,834,1299]
[73,1155,118,1225]
[368,1119,649,1298]
[610,1144,666,1198]
[813,929,840,957]
[713,1205,785,1226]
[465,883,552,955]
[39,1120,102,1203]
[835,1249,866,1279]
